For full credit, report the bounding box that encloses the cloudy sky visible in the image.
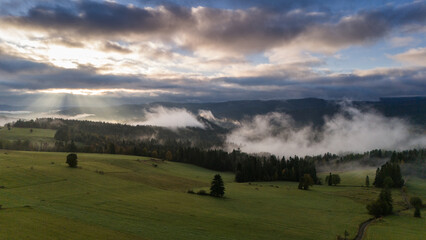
[0,0,425,107]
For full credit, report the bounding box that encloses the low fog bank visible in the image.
[0,111,96,127]
[133,106,205,129]
[226,105,426,157]
[316,158,388,173]
[0,107,211,129]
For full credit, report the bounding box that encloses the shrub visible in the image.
[410,197,423,218]
[367,187,393,217]
[66,153,78,168]
[197,190,208,196]
[298,174,314,190]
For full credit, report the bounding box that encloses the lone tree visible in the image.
[210,174,225,197]
[367,185,393,217]
[325,174,341,186]
[409,197,423,218]
[365,175,370,187]
[66,153,78,168]
[298,174,314,190]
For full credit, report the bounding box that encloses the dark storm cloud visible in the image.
[7,1,193,36]
[0,54,48,73]
[4,1,425,53]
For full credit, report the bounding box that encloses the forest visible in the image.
[2,119,426,183]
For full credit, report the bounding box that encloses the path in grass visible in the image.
[357,178,425,240]
[354,218,374,240]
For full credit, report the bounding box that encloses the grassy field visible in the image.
[365,209,425,240]
[0,150,424,239]
[0,127,56,143]
[364,176,426,240]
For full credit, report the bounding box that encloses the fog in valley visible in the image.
[226,106,426,157]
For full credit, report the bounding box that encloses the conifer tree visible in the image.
[365,175,370,187]
[210,174,225,197]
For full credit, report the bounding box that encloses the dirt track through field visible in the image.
[353,187,411,240]
[353,218,374,240]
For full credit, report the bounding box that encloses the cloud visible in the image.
[389,36,415,47]
[226,104,426,157]
[0,48,425,104]
[0,1,425,105]
[198,109,217,121]
[391,47,426,66]
[102,41,132,54]
[0,54,48,74]
[0,110,96,126]
[4,1,426,55]
[135,106,205,128]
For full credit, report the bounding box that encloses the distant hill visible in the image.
[59,97,426,128]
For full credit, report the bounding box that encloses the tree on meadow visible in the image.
[410,197,423,218]
[367,184,393,217]
[298,174,314,190]
[66,153,78,168]
[325,174,341,186]
[210,174,225,197]
[365,175,370,187]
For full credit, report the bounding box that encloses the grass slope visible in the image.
[0,127,56,143]
[0,150,424,239]
[365,177,426,240]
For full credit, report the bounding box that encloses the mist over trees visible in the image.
[373,161,404,188]
[234,154,318,183]
[4,119,426,183]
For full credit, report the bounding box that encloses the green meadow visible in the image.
[0,150,424,239]
[0,127,57,151]
[0,127,56,142]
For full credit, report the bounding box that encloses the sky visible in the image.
[0,0,425,107]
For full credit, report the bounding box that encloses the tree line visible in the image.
[373,161,404,188]
[4,119,425,184]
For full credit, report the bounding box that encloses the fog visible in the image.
[0,107,207,129]
[198,109,217,121]
[134,106,205,129]
[226,106,426,157]
[0,111,96,127]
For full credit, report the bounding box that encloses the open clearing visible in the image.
[0,127,56,142]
